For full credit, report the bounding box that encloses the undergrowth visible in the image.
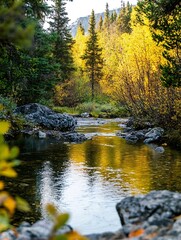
[53,102,129,118]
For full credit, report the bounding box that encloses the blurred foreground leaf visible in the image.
[15,196,31,212]
[0,122,10,134]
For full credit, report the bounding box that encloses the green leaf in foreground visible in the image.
[53,213,69,232]
[9,147,20,159]
[15,196,31,212]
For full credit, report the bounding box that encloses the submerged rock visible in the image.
[14,103,77,132]
[155,146,165,153]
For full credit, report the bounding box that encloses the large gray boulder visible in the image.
[14,103,77,132]
[115,190,181,239]
[116,190,181,226]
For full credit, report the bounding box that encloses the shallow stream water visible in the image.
[9,118,181,234]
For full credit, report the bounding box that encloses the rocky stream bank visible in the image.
[1,191,181,240]
[116,117,166,153]
[12,103,88,143]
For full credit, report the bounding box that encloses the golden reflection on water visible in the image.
[69,135,153,195]
[12,121,181,233]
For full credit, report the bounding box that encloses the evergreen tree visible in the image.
[110,11,117,24]
[19,23,59,104]
[82,10,103,100]
[104,3,110,29]
[117,1,132,34]
[77,22,85,35]
[137,0,180,87]
[49,0,74,81]
[98,16,103,31]
[110,12,114,24]
[113,11,117,22]
[0,0,49,103]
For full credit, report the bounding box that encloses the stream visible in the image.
[9,118,181,234]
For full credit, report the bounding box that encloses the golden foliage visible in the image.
[0,121,30,232]
[0,122,10,135]
[98,9,181,126]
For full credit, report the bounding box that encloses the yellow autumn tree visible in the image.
[54,24,91,106]
[100,9,181,127]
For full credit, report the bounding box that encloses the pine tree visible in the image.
[110,11,117,24]
[98,16,103,31]
[104,3,110,29]
[0,0,49,102]
[82,10,103,100]
[77,22,85,35]
[49,0,74,81]
[117,1,132,34]
[113,11,117,22]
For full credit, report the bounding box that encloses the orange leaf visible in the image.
[67,231,87,240]
[129,229,144,238]
[3,196,16,215]
[0,181,4,190]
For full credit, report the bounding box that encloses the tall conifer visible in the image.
[82,10,103,100]
[49,0,74,81]
[104,3,110,29]
[98,16,103,31]
[117,1,132,33]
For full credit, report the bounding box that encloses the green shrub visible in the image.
[0,96,27,132]
[76,102,128,118]
[53,106,79,115]
[0,96,16,118]
[165,129,181,150]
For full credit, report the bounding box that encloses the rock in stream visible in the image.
[14,103,77,132]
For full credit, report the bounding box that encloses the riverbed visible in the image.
[9,118,181,234]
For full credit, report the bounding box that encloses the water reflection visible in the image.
[11,122,181,234]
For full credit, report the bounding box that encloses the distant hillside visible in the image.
[70,9,120,37]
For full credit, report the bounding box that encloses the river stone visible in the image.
[116,190,181,226]
[38,130,46,138]
[0,230,17,240]
[14,103,77,132]
[125,134,138,143]
[16,219,72,240]
[155,146,165,153]
[81,112,90,118]
[62,132,87,143]
[86,232,116,240]
[144,127,164,143]
[135,131,145,140]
